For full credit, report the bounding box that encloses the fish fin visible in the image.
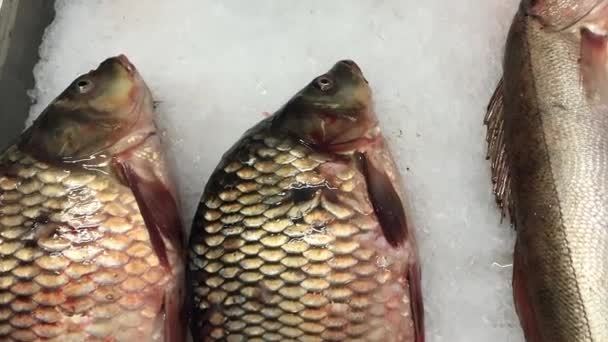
[581,28,608,109]
[484,78,514,225]
[513,239,543,342]
[355,150,408,247]
[408,260,425,342]
[351,147,424,341]
[162,281,186,342]
[113,137,185,271]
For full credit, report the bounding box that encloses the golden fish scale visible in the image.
[190,132,412,341]
[0,146,171,341]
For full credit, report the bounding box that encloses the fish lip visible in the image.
[113,54,136,75]
[339,59,362,74]
[338,59,369,84]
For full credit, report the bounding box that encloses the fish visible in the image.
[484,1,608,341]
[188,60,424,342]
[0,55,185,341]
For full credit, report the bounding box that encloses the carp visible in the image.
[0,55,185,341]
[188,60,424,341]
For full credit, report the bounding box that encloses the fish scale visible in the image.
[484,1,608,340]
[0,145,172,341]
[189,129,413,342]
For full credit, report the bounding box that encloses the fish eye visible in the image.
[75,79,94,94]
[315,75,334,92]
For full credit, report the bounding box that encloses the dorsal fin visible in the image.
[484,78,514,225]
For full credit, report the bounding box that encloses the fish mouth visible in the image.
[338,59,369,84]
[95,54,138,79]
[113,54,136,75]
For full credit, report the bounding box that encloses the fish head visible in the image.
[20,55,155,163]
[522,0,604,30]
[273,60,377,149]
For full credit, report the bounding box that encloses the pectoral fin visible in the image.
[355,150,408,247]
[484,79,514,224]
[113,137,185,271]
[355,147,424,342]
[114,136,186,340]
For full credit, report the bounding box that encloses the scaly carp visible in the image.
[0,55,185,341]
[188,60,424,341]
